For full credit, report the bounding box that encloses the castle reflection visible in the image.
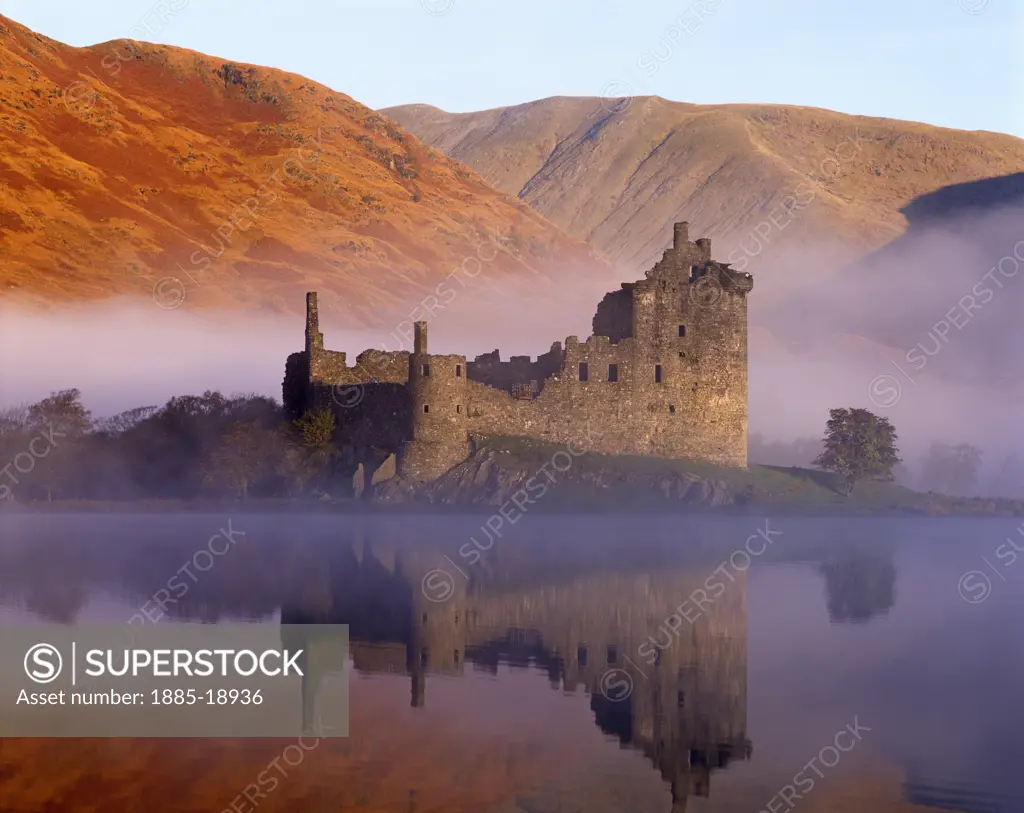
[0,517,906,812]
[281,528,753,813]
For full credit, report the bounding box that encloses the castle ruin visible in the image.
[283,221,754,486]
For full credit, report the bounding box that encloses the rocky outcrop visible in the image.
[373,446,741,508]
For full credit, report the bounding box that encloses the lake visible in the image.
[0,513,1021,813]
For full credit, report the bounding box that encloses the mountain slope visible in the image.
[763,174,1024,390]
[384,96,1024,283]
[0,17,609,326]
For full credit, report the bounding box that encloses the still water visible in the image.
[0,513,1022,812]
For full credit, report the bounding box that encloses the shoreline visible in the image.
[1,498,1021,519]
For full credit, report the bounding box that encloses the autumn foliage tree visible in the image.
[813,408,901,496]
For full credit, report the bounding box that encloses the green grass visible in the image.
[480,435,1024,516]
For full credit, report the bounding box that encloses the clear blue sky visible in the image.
[3,0,1022,137]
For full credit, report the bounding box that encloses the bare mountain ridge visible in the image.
[0,16,609,326]
[384,96,1024,286]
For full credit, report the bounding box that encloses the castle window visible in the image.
[608,363,619,382]
[578,362,589,382]
[606,645,618,665]
[423,404,430,413]
[678,325,686,337]
[655,364,663,384]
[454,649,460,665]
[457,404,462,414]
[679,352,685,359]
[422,612,428,626]
[420,649,428,667]
[669,404,676,413]
[422,364,430,377]
[578,646,588,666]
[456,364,462,377]
[677,691,686,709]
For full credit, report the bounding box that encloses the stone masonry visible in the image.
[283,222,754,485]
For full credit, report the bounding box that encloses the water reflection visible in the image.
[0,515,1020,813]
[278,532,754,812]
[819,553,897,624]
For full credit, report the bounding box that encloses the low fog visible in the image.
[1,198,1022,497]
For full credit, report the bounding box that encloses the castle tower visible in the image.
[624,222,753,467]
[305,292,324,353]
[397,321,470,482]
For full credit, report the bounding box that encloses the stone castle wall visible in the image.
[287,221,754,481]
[398,323,470,483]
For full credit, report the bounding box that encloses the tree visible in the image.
[93,405,159,436]
[24,389,93,501]
[0,403,29,437]
[0,404,30,502]
[813,408,901,496]
[26,389,93,437]
[277,409,341,496]
[920,442,983,496]
[139,391,254,498]
[202,420,279,498]
[295,407,336,448]
[988,453,1024,498]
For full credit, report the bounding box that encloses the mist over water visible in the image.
[2,513,1023,811]
[757,202,1024,387]
[748,199,1024,483]
[1,201,1021,493]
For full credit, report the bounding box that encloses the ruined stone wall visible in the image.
[464,380,534,437]
[308,349,409,399]
[463,279,749,466]
[305,295,410,408]
[592,286,634,342]
[304,291,414,453]
[282,351,310,421]
[467,343,565,394]
[304,345,413,454]
[293,221,753,473]
[460,225,751,466]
